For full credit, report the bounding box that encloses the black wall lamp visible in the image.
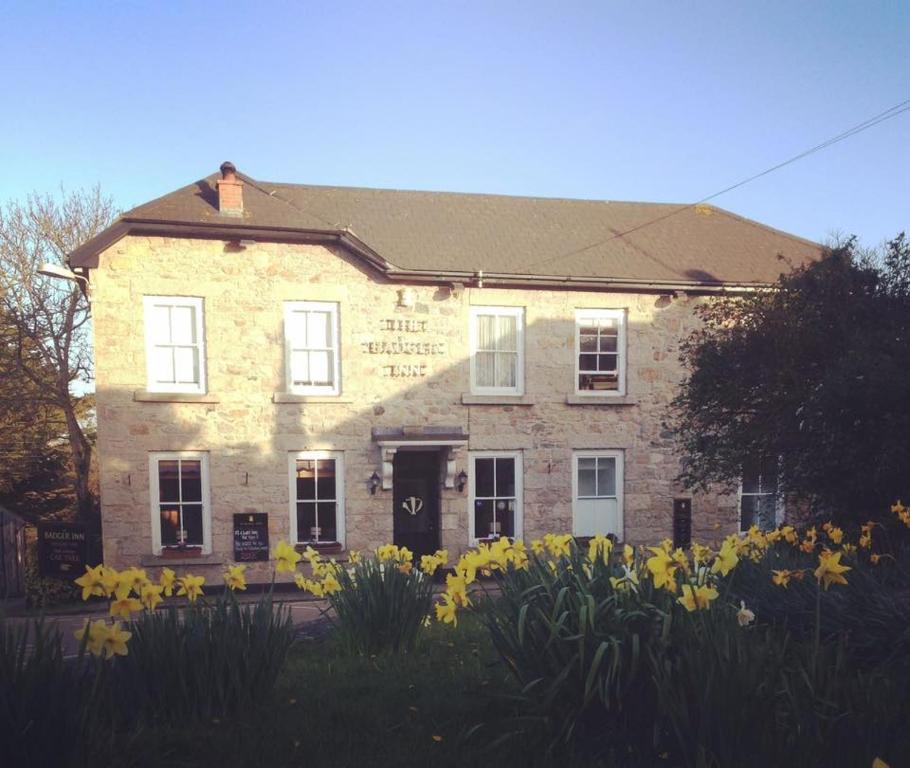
[456,470,468,493]
[368,472,381,495]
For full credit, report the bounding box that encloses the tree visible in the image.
[667,233,910,523]
[0,188,115,521]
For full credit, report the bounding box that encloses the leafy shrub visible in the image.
[297,545,444,655]
[0,619,111,767]
[112,592,296,726]
[24,539,80,607]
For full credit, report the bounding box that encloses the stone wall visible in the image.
[91,235,739,581]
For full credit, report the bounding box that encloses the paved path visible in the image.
[2,596,332,656]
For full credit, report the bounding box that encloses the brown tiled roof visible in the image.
[70,168,821,288]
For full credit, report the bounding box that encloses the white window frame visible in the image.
[571,449,624,539]
[143,296,207,394]
[574,309,627,397]
[469,306,525,395]
[284,301,341,396]
[149,452,212,555]
[738,461,784,532]
[288,451,346,547]
[468,450,523,545]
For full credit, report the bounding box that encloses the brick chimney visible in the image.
[216,161,243,216]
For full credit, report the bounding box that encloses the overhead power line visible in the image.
[525,96,910,270]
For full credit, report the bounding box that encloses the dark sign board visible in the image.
[233,513,269,562]
[37,521,87,577]
[673,498,693,550]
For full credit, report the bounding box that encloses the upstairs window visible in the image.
[470,452,523,542]
[575,309,626,395]
[284,302,340,395]
[573,450,624,538]
[290,452,345,546]
[740,458,781,532]
[149,452,211,554]
[470,306,524,395]
[144,296,206,394]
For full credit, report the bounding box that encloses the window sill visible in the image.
[565,394,637,406]
[295,541,343,554]
[134,390,219,404]
[140,553,223,567]
[461,394,535,406]
[273,393,353,404]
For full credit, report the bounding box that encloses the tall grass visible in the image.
[0,619,112,767]
[325,556,437,654]
[113,592,296,725]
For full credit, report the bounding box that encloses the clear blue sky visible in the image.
[1,1,907,247]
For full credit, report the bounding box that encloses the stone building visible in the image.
[68,163,819,580]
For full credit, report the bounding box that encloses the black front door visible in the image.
[393,452,440,558]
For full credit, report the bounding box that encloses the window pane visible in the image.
[316,459,336,500]
[579,354,598,372]
[158,460,180,502]
[297,502,316,542]
[308,350,331,385]
[151,347,175,384]
[496,458,515,497]
[599,332,618,353]
[296,460,316,501]
[287,311,307,343]
[170,305,196,345]
[476,315,494,350]
[597,354,618,373]
[181,504,204,545]
[740,495,758,531]
[316,502,337,541]
[576,497,619,537]
[474,499,494,538]
[180,460,202,502]
[742,459,762,494]
[290,350,309,385]
[475,351,495,387]
[495,352,516,388]
[160,506,180,545]
[307,311,331,349]
[149,305,172,344]
[596,458,616,496]
[475,458,495,497]
[173,347,198,384]
[580,334,597,353]
[496,315,517,353]
[756,495,777,531]
[578,465,597,497]
[495,498,515,537]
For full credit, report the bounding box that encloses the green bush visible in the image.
[112,591,296,726]
[318,550,438,655]
[0,619,112,767]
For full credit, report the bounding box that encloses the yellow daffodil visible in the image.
[74,564,106,601]
[530,539,544,556]
[420,554,440,574]
[671,547,691,575]
[74,619,108,656]
[139,582,164,611]
[435,593,457,626]
[119,567,149,596]
[771,569,792,588]
[294,573,307,589]
[765,528,782,544]
[177,573,205,602]
[677,583,718,612]
[800,527,818,553]
[873,757,891,768]
[622,543,635,567]
[841,542,857,556]
[322,573,341,594]
[100,566,120,597]
[109,594,142,619]
[159,567,177,596]
[737,600,756,627]
[274,540,302,573]
[100,621,131,659]
[691,542,713,566]
[781,525,798,545]
[710,538,739,577]
[814,549,851,590]
[646,547,679,592]
[543,533,573,558]
[587,534,613,565]
[348,550,362,565]
[826,525,844,545]
[398,561,413,575]
[224,564,247,591]
[445,572,471,607]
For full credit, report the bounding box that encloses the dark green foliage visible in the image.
[325,556,437,654]
[113,592,296,725]
[668,233,910,522]
[0,619,111,767]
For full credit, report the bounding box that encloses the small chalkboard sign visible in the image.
[673,498,693,550]
[38,521,87,577]
[233,513,269,562]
